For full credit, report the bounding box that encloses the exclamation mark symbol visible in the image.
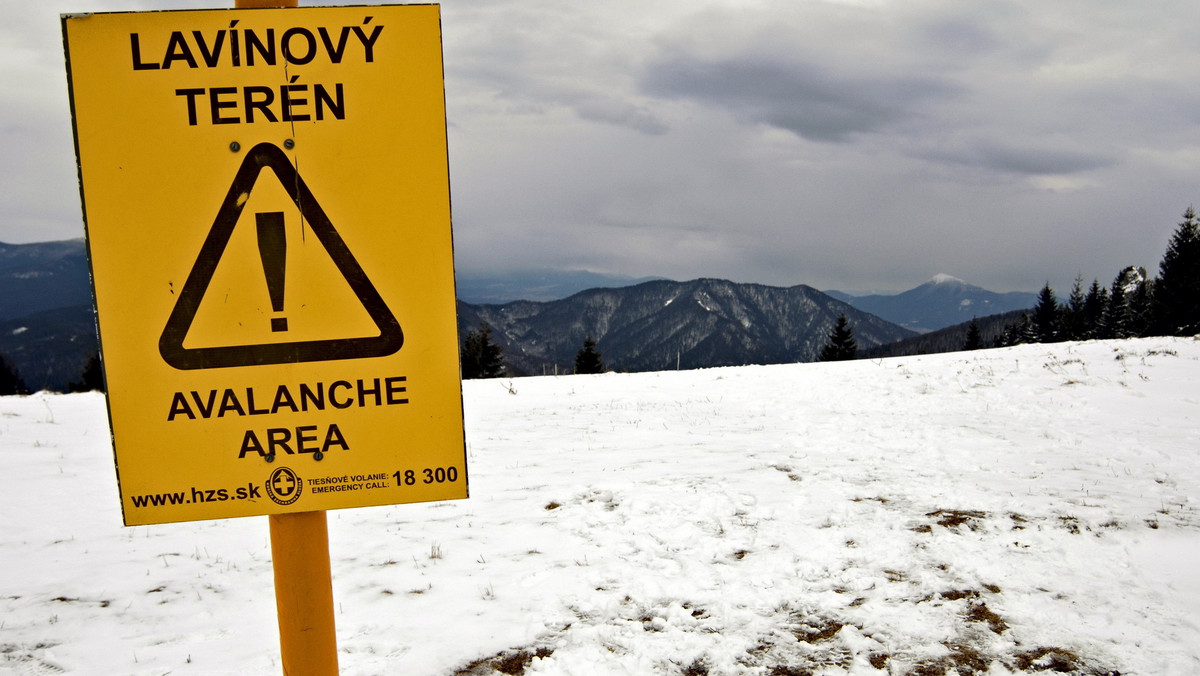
[256,212,288,332]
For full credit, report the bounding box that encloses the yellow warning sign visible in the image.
[62,5,466,525]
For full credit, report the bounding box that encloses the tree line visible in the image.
[0,353,25,396]
[460,323,606,379]
[990,207,1200,348]
[0,352,104,396]
[819,205,1200,361]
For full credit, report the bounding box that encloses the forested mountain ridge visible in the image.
[0,242,926,387]
[0,240,95,391]
[862,310,1030,359]
[457,278,917,375]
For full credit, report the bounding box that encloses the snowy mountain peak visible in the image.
[929,273,965,285]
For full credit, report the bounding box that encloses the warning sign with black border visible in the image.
[62,5,467,525]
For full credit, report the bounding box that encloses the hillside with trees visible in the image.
[862,309,1030,360]
[868,207,1200,360]
[457,278,916,376]
[989,207,1199,346]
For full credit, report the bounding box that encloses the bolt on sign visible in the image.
[62,5,467,526]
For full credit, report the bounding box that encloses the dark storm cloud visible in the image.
[643,55,960,144]
[641,56,959,143]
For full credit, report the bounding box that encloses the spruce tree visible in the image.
[996,322,1015,348]
[1127,270,1154,337]
[68,353,106,392]
[1099,272,1132,339]
[998,314,1036,347]
[0,353,27,396]
[1082,279,1108,339]
[963,317,983,351]
[819,314,858,361]
[1062,275,1088,341]
[1153,206,1200,335]
[1032,282,1060,343]
[460,322,505,379]
[574,335,605,374]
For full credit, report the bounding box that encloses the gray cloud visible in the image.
[915,138,1115,176]
[574,97,668,136]
[641,56,959,143]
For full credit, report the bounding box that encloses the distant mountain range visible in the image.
[459,278,916,375]
[0,240,1039,389]
[0,240,96,391]
[0,240,91,321]
[826,274,1037,333]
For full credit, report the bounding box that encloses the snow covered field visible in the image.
[3,337,1199,675]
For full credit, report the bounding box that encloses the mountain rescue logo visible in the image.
[265,466,303,506]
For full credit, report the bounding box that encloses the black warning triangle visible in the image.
[159,142,403,370]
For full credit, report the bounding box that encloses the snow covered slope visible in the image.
[3,338,1198,675]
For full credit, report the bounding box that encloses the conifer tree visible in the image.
[996,322,1014,348]
[1153,206,1200,335]
[1099,272,1132,339]
[460,322,505,379]
[963,317,983,351]
[574,335,605,374]
[819,314,858,361]
[1032,282,1060,343]
[1127,271,1154,337]
[1019,315,1037,344]
[0,353,27,396]
[998,314,1036,347]
[1082,279,1108,339]
[1062,275,1088,341]
[68,353,106,392]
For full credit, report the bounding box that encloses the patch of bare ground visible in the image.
[909,642,991,675]
[452,647,554,676]
[1012,646,1122,674]
[745,612,858,675]
[792,617,846,644]
[926,509,989,530]
[965,602,1008,634]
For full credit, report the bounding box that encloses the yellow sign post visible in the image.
[64,3,464,672]
[62,3,466,525]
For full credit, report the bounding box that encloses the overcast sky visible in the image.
[6,0,1200,294]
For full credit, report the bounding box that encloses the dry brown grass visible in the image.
[452,647,554,676]
[1013,646,1083,672]
[966,602,1009,634]
[926,509,988,530]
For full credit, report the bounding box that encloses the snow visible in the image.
[3,337,1199,675]
[930,273,965,285]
